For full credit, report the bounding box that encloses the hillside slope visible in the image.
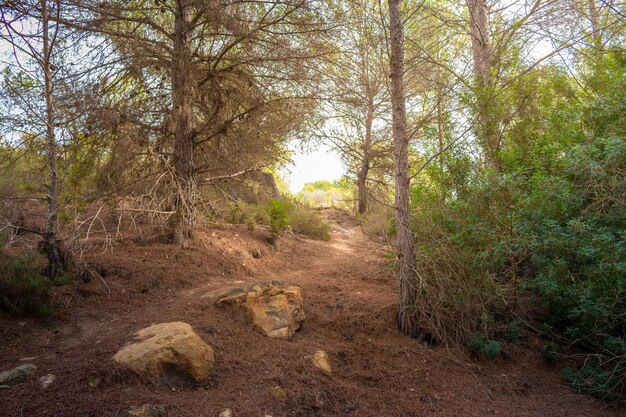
[0,210,620,416]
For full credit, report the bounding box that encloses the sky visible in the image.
[281,144,345,194]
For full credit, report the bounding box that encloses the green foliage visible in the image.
[467,334,501,359]
[266,198,291,243]
[543,342,558,364]
[407,53,626,397]
[0,251,57,316]
[226,199,330,241]
[564,358,625,400]
[297,179,351,208]
[502,320,523,345]
[287,205,330,241]
[524,136,625,354]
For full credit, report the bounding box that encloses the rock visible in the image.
[39,373,55,389]
[203,280,305,339]
[311,350,331,374]
[113,322,215,384]
[88,376,102,388]
[0,363,37,386]
[125,404,167,417]
[218,409,233,417]
[269,385,287,399]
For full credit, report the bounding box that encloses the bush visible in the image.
[288,205,330,241]
[266,198,290,243]
[564,357,625,400]
[467,334,501,359]
[360,206,394,238]
[0,251,56,316]
[502,320,523,345]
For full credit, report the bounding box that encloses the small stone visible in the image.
[218,409,233,417]
[311,351,331,374]
[269,386,286,399]
[125,404,167,417]
[0,363,37,386]
[18,321,26,327]
[39,373,56,389]
[88,376,102,388]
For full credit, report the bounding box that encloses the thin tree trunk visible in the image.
[436,85,446,204]
[357,104,373,214]
[588,0,602,51]
[41,0,64,276]
[467,0,500,170]
[389,0,420,339]
[171,0,197,246]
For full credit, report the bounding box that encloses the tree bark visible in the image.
[467,0,500,170]
[588,0,602,51]
[171,0,197,246]
[357,103,373,214]
[41,0,65,276]
[388,0,420,338]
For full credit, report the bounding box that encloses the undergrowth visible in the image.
[0,249,72,316]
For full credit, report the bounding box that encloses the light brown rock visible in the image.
[311,350,331,374]
[113,322,214,384]
[204,281,305,339]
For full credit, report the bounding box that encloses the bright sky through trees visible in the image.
[282,144,345,194]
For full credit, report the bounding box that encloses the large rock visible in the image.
[113,322,214,384]
[203,280,305,339]
[0,363,37,386]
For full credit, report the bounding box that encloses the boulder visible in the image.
[113,322,214,384]
[203,280,305,339]
[0,363,37,386]
[125,404,167,417]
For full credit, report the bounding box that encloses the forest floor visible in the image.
[0,208,622,417]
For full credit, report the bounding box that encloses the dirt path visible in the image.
[0,210,621,416]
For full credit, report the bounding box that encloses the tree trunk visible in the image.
[388,0,420,339]
[41,0,64,276]
[588,0,602,51]
[467,0,500,170]
[436,85,446,204]
[171,0,197,246]
[357,104,373,214]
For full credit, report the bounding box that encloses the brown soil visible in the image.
[0,209,622,417]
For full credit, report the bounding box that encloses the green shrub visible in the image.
[543,341,558,364]
[360,206,394,237]
[226,201,269,229]
[227,203,247,224]
[564,359,624,400]
[502,320,523,345]
[266,198,290,243]
[467,334,501,359]
[287,205,330,241]
[0,251,55,316]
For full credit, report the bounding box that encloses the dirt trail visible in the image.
[0,210,621,416]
